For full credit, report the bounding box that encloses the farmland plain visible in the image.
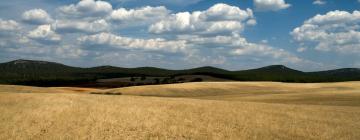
[0,82,359,139]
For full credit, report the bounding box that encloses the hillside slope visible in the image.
[1,59,360,86]
[96,82,360,106]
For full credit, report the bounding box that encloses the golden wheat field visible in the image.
[1,82,360,139]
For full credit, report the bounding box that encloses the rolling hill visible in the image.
[1,59,360,87]
[1,82,360,139]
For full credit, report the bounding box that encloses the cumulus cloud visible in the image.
[22,9,53,25]
[0,19,21,40]
[297,47,307,52]
[55,45,88,59]
[53,0,112,34]
[110,6,170,24]
[58,0,112,18]
[5,44,87,60]
[146,3,301,66]
[199,4,254,21]
[52,19,109,34]
[313,0,326,5]
[232,44,302,64]
[179,34,302,64]
[291,10,360,54]
[27,24,61,43]
[0,1,324,70]
[110,0,203,6]
[78,32,189,53]
[254,0,291,11]
[149,3,255,36]
[0,19,20,33]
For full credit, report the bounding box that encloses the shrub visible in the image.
[90,91,122,95]
[190,78,203,82]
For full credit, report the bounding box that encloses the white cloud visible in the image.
[246,19,257,26]
[22,9,53,24]
[291,10,360,54]
[5,44,87,60]
[232,45,301,64]
[55,45,87,59]
[110,0,203,6]
[254,0,291,11]
[0,1,326,70]
[231,38,302,64]
[178,34,239,46]
[28,24,61,43]
[260,39,268,44]
[178,34,304,64]
[313,0,326,5]
[0,20,23,48]
[52,19,109,34]
[0,19,20,32]
[110,6,170,24]
[78,32,189,53]
[199,4,254,21]
[54,0,115,34]
[297,47,307,52]
[58,0,112,18]
[149,3,255,36]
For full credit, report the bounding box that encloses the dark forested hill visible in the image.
[227,65,307,82]
[1,59,360,87]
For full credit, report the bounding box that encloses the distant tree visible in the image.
[162,78,169,84]
[170,75,175,79]
[154,78,160,84]
[130,77,136,82]
[177,78,186,82]
[190,78,203,82]
[140,75,146,81]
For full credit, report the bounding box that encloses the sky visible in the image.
[0,0,360,71]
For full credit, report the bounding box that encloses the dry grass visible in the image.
[0,85,98,94]
[0,82,360,139]
[103,82,360,106]
[103,82,360,96]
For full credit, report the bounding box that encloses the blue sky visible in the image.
[0,0,360,71]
